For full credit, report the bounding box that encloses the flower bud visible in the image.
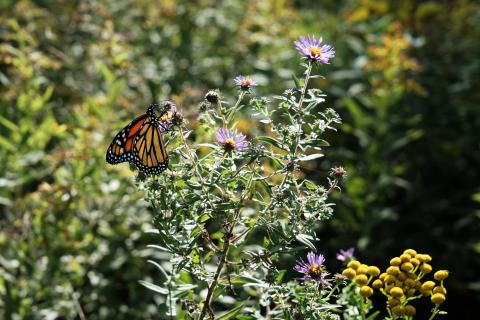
[390,257,402,266]
[420,263,432,273]
[205,90,219,104]
[342,268,356,280]
[410,258,420,266]
[387,266,400,276]
[434,270,449,281]
[385,275,396,283]
[372,279,383,289]
[397,272,407,281]
[356,265,369,275]
[360,286,374,297]
[433,286,447,295]
[355,274,369,286]
[404,249,417,256]
[405,305,416,316]
[401,262,414,272]
[367,266,381,276]
[421,281,435,292]
[390,287,404,298]
[388,298,401,307]
[392,305,405,316]
[400,253,411,262]
[347,260,360,270]
[431,293,446,304]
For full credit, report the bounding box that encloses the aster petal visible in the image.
[294,259,310,273]
[216,128,227,143]
[307,251,317,265]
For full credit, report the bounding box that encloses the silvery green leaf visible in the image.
[147,259,169,279]
[197,143,220,150]
[216,303,244,320]
[256,136,285,150]
[138,280,169,294]
[291,73,301,90]
[295,234,316,251]
[297,153,324,161]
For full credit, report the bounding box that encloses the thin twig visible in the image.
[70,288,86,320]
[199,169,254,320]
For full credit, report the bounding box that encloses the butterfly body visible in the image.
[106,104,169,175]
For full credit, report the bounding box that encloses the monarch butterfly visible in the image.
[106,102,173,174]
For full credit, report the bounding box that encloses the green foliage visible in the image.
[137,59,342,318]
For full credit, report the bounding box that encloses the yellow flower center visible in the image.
[224,138,236,151]
[309,46,322,57]
[241,77,252,87]
[308,264,322,278]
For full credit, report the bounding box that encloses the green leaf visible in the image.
[176,258,189,273]
[96,60,115,84]
[236,316,256,320]
[301,138,330,147]
[197,143,220,150]
[174,284,197,297]
[256,136,285,150]
[292,73,301,90]
[147,260,169,279]
[275,270,286,284]
[222,275,265,287]
[0,115,18,132]
[197,213,210,223]
[366,311,381,320]
[304,180,317,190]
[255,176,272,197]
[297,153,324,161]
[190,247,201,265]
[0,136,15,151]
[138,280,169,295]
[216,303,244,320]
[270,157,284,170]
[295,234,316,251]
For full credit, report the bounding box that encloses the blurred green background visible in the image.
[1,0,479,319]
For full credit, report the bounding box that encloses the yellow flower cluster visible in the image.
[342,249,449,318]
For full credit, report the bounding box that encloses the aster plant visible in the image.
[134,35,448,320]
[136,34,342,320]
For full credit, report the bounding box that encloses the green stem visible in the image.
[199,237,231,320]
[225,91,246,126]
[198,169,254,319]
[178,126,203,182]
[168,265,174,320]
[360,296,367,320]
[428,306,440,320]
[324,283,339,301]
[292,61,313,157]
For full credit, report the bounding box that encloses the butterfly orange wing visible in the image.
[131,117,168,174]
[106,114,150,165]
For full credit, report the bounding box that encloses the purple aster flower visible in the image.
[234,75,258,90]
[294,251,330,286]
[294,35,335,64]
[336,248,355,262]
[216,128,249,152]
